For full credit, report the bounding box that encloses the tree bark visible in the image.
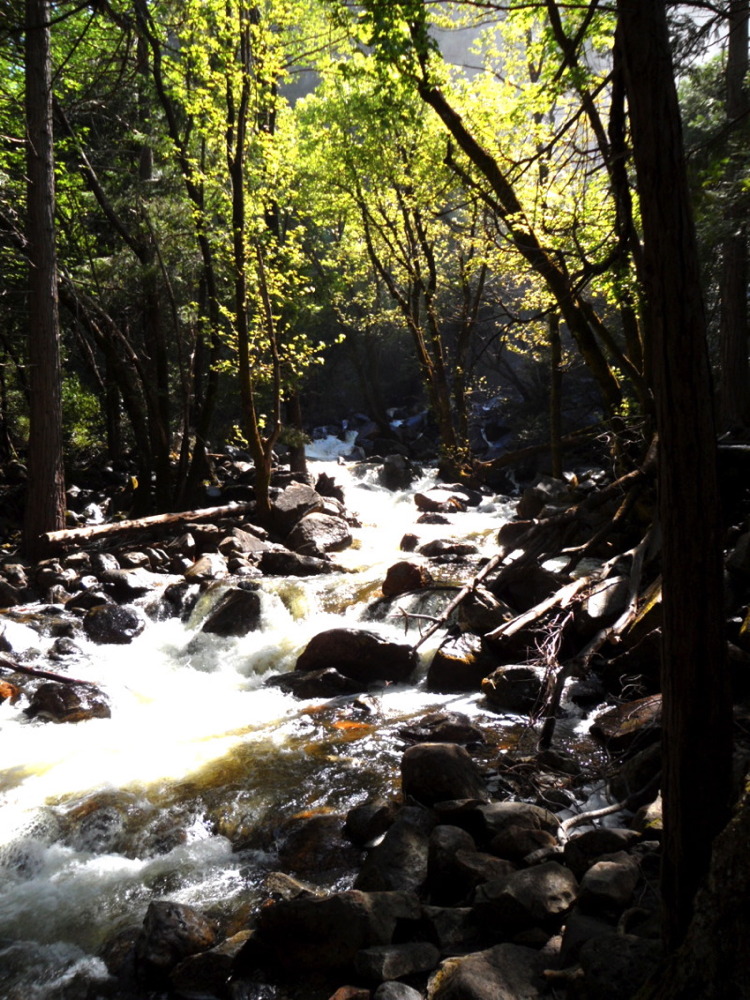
[23,0,66,558]
[617,0,733,951]
[718,0,749,431]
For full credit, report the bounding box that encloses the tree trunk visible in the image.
[23,0,66,559]
[549,312,563,480]
[617,0,733,951]
[718,0,749,431]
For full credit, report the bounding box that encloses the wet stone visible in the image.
[199,585,262,636]
[25,682,111,724]
[83,604,145,644]
[401,743,490,807]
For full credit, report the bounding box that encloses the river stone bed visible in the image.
[0,461,719,1000]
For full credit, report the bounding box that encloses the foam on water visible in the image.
[0,449,518,991]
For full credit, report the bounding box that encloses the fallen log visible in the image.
[0,653,98,686]
[40,501,256,549]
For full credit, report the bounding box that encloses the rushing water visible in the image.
[0,444,534,999]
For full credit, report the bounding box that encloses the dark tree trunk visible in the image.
[23,0,66,558]
[548,312,563,480]
[719,0,749,431]
[617,0,733,951]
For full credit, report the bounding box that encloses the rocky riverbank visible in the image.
[2,447,750,999]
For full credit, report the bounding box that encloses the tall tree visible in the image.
[23,0,66,557]
[617,0,733,950]
[718,0,749,430]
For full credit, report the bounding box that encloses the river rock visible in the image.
[457,586,515,634]
[559,908,619,965]
[170,931,251,997]
[398,710,485,746]
[356,941,441,982]
[270,482,323,535]
[418,539,479,558]
[0,679,21,704]
[268,666,365,698]
[199,585,262,636]
[99,566,166,599]
[286,512,352,555]
[382,560,434,597]
[260,549,335,576]
[489,825,558,863]
[576,932,661,1000]
[218,528,268,558]
[296,628,418,684]
[374,982,424,1000]
[426,824,479,904]
[380,454,422,491]
[400,743,490,807]
[414,489,467,514]
[354,805,435,893]
[344,799,400,847]
[450,849,519,897]
[589,694,662,754]
[563,828,641,879]
[83,604,145,644]
[25,681,111,723]
[427,634,497,694]
[245,889,421,973]
[278,813,362,877]
[135,901,218,983]
[472,862,578,935]
[481,664,547,713]
[427,943,548,1000]
[184,552,229,581]
[474,802,561,840]
[420,905,482,954]
[577,852,640,914]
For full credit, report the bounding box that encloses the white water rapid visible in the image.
[0,445,522,999]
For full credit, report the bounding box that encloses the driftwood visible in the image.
[536,528,657,750]
[0,652,97,686]
[40,501,256,549]
[411,439,657,657]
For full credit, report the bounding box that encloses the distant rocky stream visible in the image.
[0,439,675,1000]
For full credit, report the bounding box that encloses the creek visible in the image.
[0,443,602,999]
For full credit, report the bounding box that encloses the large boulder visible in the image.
[482,665,547,714]
[199,585,262,636]
[268,667,364,699]
[354,806,435,893]
[427,634,497,694]
[427,943,548,1000]
[382,560,434,598]
[589,694,662,754]
[380,455,422,491]
[135,901,217,984]
[25,681,111,724]
[398,710,486,746]
[400,743,490,807]
[414,489,467,514]
[472,862,578,935]
[244,889,421,973]
[295,628,418,684]
[270,482,323,535]
[83,604,145,644]
[260,549,335,577]
[355,941,441,983]
[286,512,352,556]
